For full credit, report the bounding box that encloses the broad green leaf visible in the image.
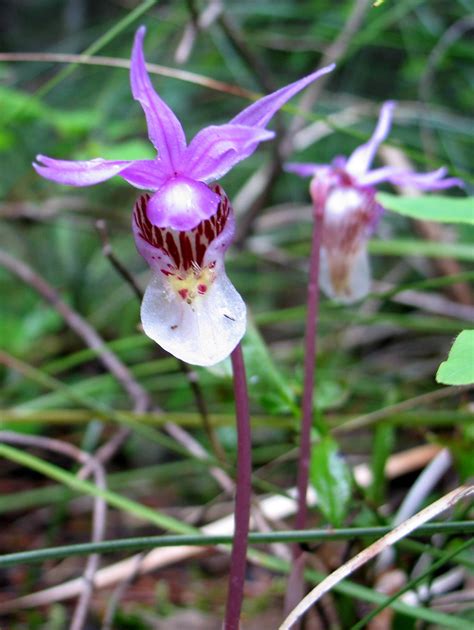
[436,330,474,385]
[310,436,352,527]
[377,193,474,225]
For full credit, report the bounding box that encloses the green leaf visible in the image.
[369,424,395,505]
[243,321,298,414]
[377,193,474,225]
[436,330,474,385]
[310,436,352,527]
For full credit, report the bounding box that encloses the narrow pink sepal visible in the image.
[130,27,186,170]
[231,64,335,129]
[346,101,396,177]
[33,155,133,187]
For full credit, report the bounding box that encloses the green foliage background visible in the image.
[0,0,472,627]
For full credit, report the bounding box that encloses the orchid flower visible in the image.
[34,26,334,231]
[34,27,334,365]
[286,101,463,304]
[132,184,246,365]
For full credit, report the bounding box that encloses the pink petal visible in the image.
[184,124,274,182]
[140,270,246,366]
[33,155,133,186]
[131,27,186,171]
[284,162,329,178]
[346,101,395,177]
[146,175,221,230]
[119,159,168,189]
[384,167,464,191]
[320,244,371,305]
[357,165,408,187]
[231,64,335,129]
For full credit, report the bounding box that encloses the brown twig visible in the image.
[95,220,143,301]
[0,431,107,630]
[333,384,473,435]
[175,0,223,64]
[0,248,151,482]
[0,249,150,415]
[0,52,254,99]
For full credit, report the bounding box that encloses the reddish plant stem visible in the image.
[224,343,252,630]
[295,202,324,535]
[285,199,324,620]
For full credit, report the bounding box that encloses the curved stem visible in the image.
[224,343,252,630]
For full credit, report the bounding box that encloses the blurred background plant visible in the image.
[0,1,473,628]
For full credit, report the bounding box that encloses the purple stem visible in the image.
[295,203,323,534]
[285,198,324,619]
[224,342,252,630]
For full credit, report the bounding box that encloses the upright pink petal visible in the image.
[230,65,335,129]
[131,27,186,171]
[33,155,134,186]
[346,101,395,177]
[146,175,221,230]
[184,124,274,182]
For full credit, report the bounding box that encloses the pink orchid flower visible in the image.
[34,26,334,364]
[286,101,463,303]
[35,26,334,232]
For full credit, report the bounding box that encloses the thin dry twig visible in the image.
[0,52,254,99]
[0,431,107,630]
[175,0,223,64]
[95,220,143,301]
[279,484,474,629]
[376,448,452,574]
[333,384,473,434]
[0,249,150,415]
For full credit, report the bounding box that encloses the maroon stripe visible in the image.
[165,232,181,268]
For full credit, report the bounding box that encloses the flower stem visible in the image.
[285,200,323,616]
[295,204,323,534]
[224,343,252,630]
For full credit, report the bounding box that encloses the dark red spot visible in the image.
[197,284,207,294]
[178,288,189,300]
